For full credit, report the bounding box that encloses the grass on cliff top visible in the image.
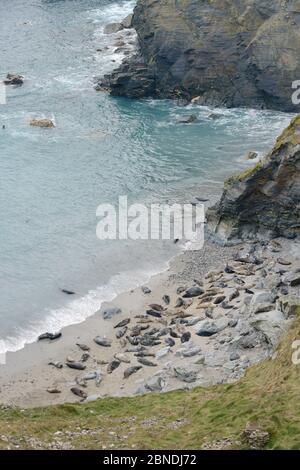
[1,315,300,450]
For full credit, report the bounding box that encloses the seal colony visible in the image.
[0,113,300,407]
[0,233,299,407]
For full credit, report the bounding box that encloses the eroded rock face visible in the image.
[98,0,300,111]
[207,114,300,242]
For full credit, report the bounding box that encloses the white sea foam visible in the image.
[0,262,169,358]
[89,1,138,76]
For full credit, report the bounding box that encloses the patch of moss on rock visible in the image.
[273,114,300,152]
[225,162,263,186]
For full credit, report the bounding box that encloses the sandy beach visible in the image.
[0,235,299,409]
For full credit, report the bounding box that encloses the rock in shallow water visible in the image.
[4,73,24,85]
[30,118,55,128]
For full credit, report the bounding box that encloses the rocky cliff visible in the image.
[207,114,300,242]
[99,0,300,111]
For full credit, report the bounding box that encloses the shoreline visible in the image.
[1,235,299,409]
[0,239,237,408]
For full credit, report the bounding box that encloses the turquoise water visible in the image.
[0,0,294,356]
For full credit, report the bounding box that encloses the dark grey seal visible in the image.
[66,362,86,371]
[114,318,130,328]
[181,332,191,343]
[142,286,151,294]
[61,289,75,295]
[183,287,204,298]
[124,366,142,379]
[38,332,62,341]
[148,303,164,312]
[71,387,87,400]
[165,337,176,347]
[107,359,121,374]
[146,309,162,318]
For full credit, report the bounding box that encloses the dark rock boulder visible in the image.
[207,114,300,242]
[97,53,156,98]
[4,73,24,86]
[98,0,300,111]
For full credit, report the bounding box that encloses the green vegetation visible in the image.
[225,161,263,186]
[273,113,300,152]
[1,314,300,450]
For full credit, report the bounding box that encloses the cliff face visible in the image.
[207,114,300,242]
[100,0,300,111]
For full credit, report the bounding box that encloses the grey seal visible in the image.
[71,387,87,400]
[38,332,61,341]
[66,361,86,371]
[137,357,157,367]
[124,366,142,379]
[114,318,130,328]
[94,336,111,347]
[107,359,121,374]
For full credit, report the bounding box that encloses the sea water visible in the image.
[0,0,294,356]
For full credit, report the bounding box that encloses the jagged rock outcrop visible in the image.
[207,114,300,242]
[98,0,300,111]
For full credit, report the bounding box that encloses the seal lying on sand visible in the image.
[137,358,157,367]
[48,361,63,369]
[107,359,121,374]
[66,361,86,371]
[71,387,87,400]
[124,366,142,378]
[146,309,162,318]
[76,343,90,351]
[116,326,127,339]
[114,318,130,328]
[94,336,111,347]
[38,332,61,341]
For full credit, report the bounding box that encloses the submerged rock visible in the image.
[176,114,198,124]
